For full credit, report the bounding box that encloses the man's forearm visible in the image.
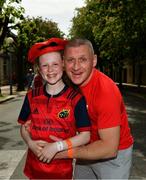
[72,141,117,160]
[55,140,118,160]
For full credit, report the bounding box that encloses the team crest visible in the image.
[58,109,70,118]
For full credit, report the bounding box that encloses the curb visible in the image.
[0,91,26,104]
[0,96,16,104]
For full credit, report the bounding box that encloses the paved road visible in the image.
[0,96,27,179]
[123,91,146,179]
[0,92,146,179]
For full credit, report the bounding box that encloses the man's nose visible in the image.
[73,60,80,70]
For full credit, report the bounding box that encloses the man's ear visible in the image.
[93,54,97,67]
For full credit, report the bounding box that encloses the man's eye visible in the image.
[80,58,87,62]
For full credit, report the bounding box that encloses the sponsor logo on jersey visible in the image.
[58,109,70,118]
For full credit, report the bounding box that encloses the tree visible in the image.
[70,0,146,86]
[69,3,101,69]
[0,0,24,49]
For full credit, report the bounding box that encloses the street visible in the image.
[0,93,146,179]
[0,96,27,179]
[124,92,146,157]
[123,91,146,179]
[0,96,26,150]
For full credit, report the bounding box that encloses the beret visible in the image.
[28,37,68,64]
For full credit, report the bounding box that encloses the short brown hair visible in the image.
[64,38,94,55]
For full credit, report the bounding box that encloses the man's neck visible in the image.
[80,68,94,87]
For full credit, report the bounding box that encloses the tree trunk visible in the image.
[137,58,142,90]
[16,44,25,91]
[132,59,135,83]
[118,64,123,90]
[0,16,9,49]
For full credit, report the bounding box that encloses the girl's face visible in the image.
[39,52,63,85]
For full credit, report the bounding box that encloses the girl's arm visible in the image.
[20,124,47,156]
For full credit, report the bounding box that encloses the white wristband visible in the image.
[56,141,64,152]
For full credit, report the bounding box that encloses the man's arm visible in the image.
[54,126,120,160]
[38,131,90,163]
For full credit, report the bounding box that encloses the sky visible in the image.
[21,0,85,36]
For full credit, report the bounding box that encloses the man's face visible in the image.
[39,52,63,85]
[63,45,97,86]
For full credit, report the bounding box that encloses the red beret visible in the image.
[28,37,68,64]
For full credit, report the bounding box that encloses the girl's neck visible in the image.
[46,80,65,95]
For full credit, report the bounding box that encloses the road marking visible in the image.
[0,150,26,179]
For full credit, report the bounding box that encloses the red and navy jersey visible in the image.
[18,85,90,179]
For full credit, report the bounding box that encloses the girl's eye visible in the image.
[42,64,47,67]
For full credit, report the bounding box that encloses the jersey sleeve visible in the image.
[17,95,31,124]
[74,96,91,132]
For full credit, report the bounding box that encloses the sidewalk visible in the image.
[0,85,26,104]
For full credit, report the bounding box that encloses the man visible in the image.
[53,38,133,179]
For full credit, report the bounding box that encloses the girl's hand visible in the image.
[28,139,47,156]
[38,142,58,163]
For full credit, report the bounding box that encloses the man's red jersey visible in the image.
[80,68,133,150]
[18,85,90,179]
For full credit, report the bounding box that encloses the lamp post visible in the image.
[9,52,13,95]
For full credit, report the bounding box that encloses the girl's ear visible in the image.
[93,54,97,67]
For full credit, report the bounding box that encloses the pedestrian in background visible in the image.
[25,68,34,90]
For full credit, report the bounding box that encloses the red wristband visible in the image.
[65,139,73,158]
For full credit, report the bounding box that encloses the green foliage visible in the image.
[16,16,64,54]
[0,0,24,48]
[0,0,66,90]
[70,0,146,67]
[1,0,24,24]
